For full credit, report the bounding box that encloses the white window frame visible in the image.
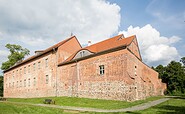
[99,65,105,75]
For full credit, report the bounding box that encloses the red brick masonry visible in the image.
[3,34,166,101]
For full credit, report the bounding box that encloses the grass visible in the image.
[0,102,66,114]
[1,96,185,114]
[134,96,185,114]
[7,96,163,109]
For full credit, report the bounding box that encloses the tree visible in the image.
[0,76,3,97]
[1,44,30,70]
[180,57,185,66]
[155,60,185,95]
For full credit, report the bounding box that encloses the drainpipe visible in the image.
[75,60,79,97]
[53,48,58,97]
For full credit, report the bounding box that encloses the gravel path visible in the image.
[1,98,170,113]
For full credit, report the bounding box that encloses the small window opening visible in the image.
[99,65,105,75]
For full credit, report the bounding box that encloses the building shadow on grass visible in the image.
[154,105,185,114]
[124,111,141,114]
[166,95,185,100]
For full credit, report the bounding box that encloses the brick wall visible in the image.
[58,48,166,101]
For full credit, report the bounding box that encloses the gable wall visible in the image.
[57,37,82,63]
[127,38,141,60]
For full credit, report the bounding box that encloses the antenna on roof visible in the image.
[70,32,73,36]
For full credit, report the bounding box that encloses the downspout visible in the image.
[75,60,79,97]
[53,48,58,97]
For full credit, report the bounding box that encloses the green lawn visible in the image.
[135,96,185,114]
[0,102,66,114]
[0,96,184,114]
[7,96,163,109]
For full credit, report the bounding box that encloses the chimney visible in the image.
[88,41,91,46]
[35,50,44,55]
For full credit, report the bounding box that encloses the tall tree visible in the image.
[1,44,30,70]
[180,57,185,66]
[0,76,3,97]
[155,59,185,95]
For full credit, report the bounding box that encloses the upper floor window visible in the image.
[20,68,22,75]
[80,51,85,57]
[17,81,19,88]
[16,70,18,76]
[33,63,36,71]
[99,65,105,75]
[24,79,26,87]
[38,61,41,69]
[45,58,48,67]
[28,65,30,73]
[46,75,49,84]
[20,80,22,87]
[12,71,14,79]
[135,66,137,76]
[24,67,26,74]
[28,79,30,86]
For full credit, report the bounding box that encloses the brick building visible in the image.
[3,34,166,101]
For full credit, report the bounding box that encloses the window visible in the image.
[24,67,26,74]
[28,79,30,86]
[17,81,19,88]
[12,82,14,88]
[135,66,137,75]
[24,79,26,87]
[16,70,18,76]
[38,61,41,69]
[45,58,48,67]
[80,51,85,57]
[28,65,30,73]
[46,75,49,84]
[33,63,36,71]
[20,68,22,75]
[33,77,36,86]
[12,71,14,79]
[99,65,105,75]
[20,80,22,87]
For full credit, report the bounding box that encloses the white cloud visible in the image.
[19,35,55,47]
[119,24,181,66]
[0,50,9,74]
[0,0,120,45]
[0,0,120,75]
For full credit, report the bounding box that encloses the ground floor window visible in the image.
[33,77,36,86]
[46,75,49,84]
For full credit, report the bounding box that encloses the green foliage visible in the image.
[0,76,3,97]
[1,44,30,70]
[154,58,185,95]
[180,57,185,66]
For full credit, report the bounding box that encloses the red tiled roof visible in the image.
[4,36,77,72]
[61,34,135,65]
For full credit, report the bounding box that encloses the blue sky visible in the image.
[0,0,185,75]
[109,0,185,65]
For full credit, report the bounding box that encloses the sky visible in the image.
[0,0,185,75]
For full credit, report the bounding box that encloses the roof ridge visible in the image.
[60,34,135,65]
